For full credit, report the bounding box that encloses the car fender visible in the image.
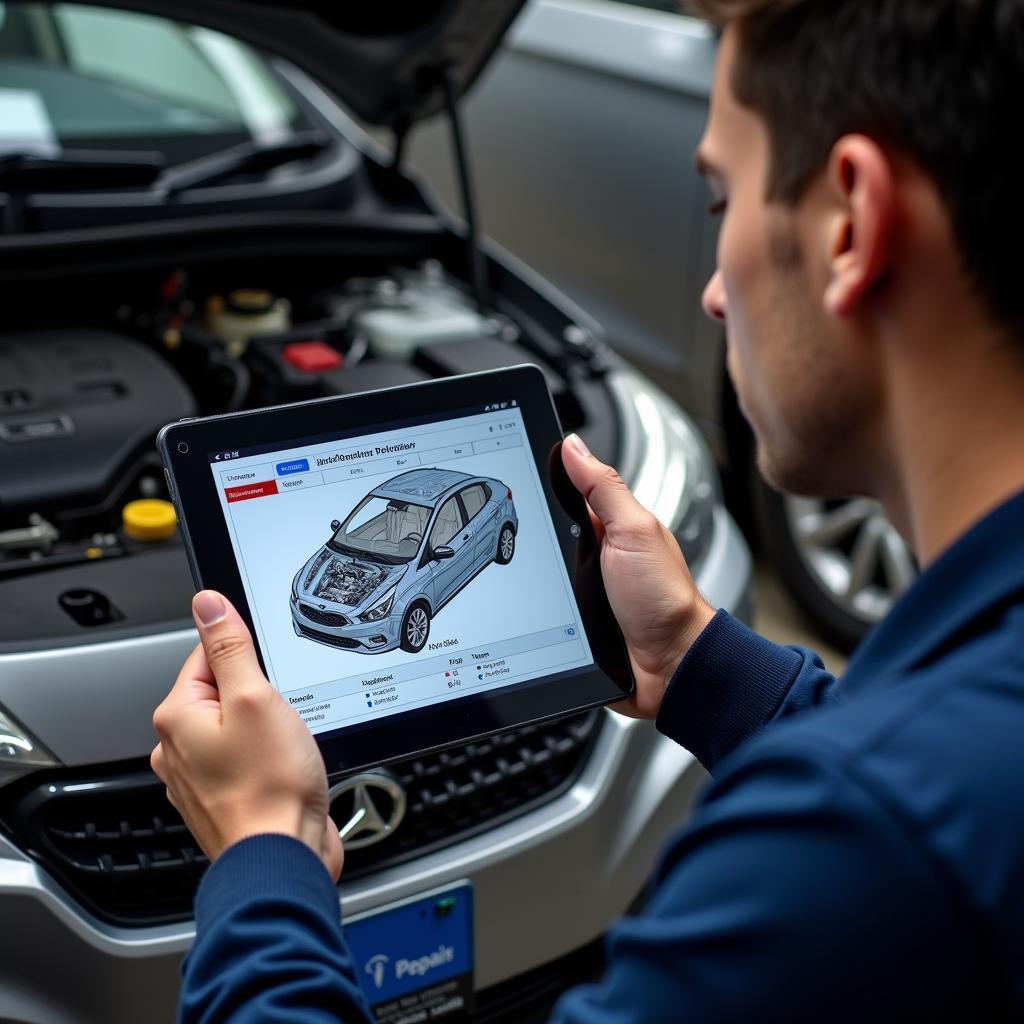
[394,565,433,617]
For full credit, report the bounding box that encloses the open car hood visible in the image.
[76,0,527,128]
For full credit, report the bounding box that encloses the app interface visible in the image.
[210,404,593,735]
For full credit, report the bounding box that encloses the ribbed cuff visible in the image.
[656,609,805,772]
[194,834,340,934]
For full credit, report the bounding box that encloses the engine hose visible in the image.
[207,350,250,412]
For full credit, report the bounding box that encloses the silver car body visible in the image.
[0,375,751,1024]
[0,8,753,1022]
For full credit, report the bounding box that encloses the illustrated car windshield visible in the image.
[329,496,431,565]
[0,2,304,164]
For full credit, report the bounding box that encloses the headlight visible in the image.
[359,587,397,622]
[291,571,301,599]
[0,705,59,790]
[608,370,719,567]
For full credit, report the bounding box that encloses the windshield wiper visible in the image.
[159,132,331,197]
[0,149,165,190]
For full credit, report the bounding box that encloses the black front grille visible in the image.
[0,711,601,926]
[0,777,209,925]
[299,604,349,627]
[339,712,600,879]
[298,624,359,647]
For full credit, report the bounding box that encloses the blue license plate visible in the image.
[345,883,474,1022]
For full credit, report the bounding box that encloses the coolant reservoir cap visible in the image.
[123,499,177,542]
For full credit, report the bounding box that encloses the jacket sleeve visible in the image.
[550,735,966,1024]
[656,609,840,771]
[179,834,373,1024]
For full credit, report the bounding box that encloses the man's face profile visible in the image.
[696,28,881,502]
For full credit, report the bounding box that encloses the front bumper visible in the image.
[0,713,702,1024]
[0,506,750,1024]
[291,594,401,652]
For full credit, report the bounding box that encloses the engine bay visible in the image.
[313,558,390,606]
[0,253,617,646]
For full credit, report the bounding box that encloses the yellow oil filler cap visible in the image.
[123,499,177,542]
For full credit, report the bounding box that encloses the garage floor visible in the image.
[751,561,848,678]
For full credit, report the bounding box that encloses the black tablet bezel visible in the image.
[158,364,633,778]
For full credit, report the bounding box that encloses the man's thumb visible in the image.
[192,591,264,693]
[561,433,648,534]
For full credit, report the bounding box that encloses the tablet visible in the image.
[158,364,633,777]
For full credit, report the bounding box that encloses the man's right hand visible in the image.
[561,433,716,720]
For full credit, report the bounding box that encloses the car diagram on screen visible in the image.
[290,468,518,654]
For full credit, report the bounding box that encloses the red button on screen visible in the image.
[225,480,278,502]
[282,341,343,373]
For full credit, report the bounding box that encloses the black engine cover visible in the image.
[0,329,195,515]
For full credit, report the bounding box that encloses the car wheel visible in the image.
[400,601,431,653]
[496,524,515,565]
[750,460,917,651]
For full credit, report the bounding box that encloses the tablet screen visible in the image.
[208,402,594,737]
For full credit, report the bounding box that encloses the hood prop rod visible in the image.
[391,115,410,171]
[440,65,488,313]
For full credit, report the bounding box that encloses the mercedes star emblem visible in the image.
[329,773,407,850]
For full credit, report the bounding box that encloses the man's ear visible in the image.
[822,135,895,318]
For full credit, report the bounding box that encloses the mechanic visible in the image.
[151,1,1024,1020]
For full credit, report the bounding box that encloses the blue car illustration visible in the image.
[290,468,518,654]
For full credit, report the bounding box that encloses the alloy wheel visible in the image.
[406,606,429,649]
[783,496,917,626]
[500,528,514,561]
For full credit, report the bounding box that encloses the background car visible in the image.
[291,468,518,654]
[407,0,918,650]
[0,3,751,1022]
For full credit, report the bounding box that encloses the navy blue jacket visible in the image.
[180,491,1024,1023]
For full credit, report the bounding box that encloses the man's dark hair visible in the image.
[691,0,1024,343]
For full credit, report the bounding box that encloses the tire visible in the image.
[399,601,431,653]
[495,523,516,565]
[749,452,917,652]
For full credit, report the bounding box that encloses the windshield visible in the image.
[0,2,304,163]
[329,497,431,565]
